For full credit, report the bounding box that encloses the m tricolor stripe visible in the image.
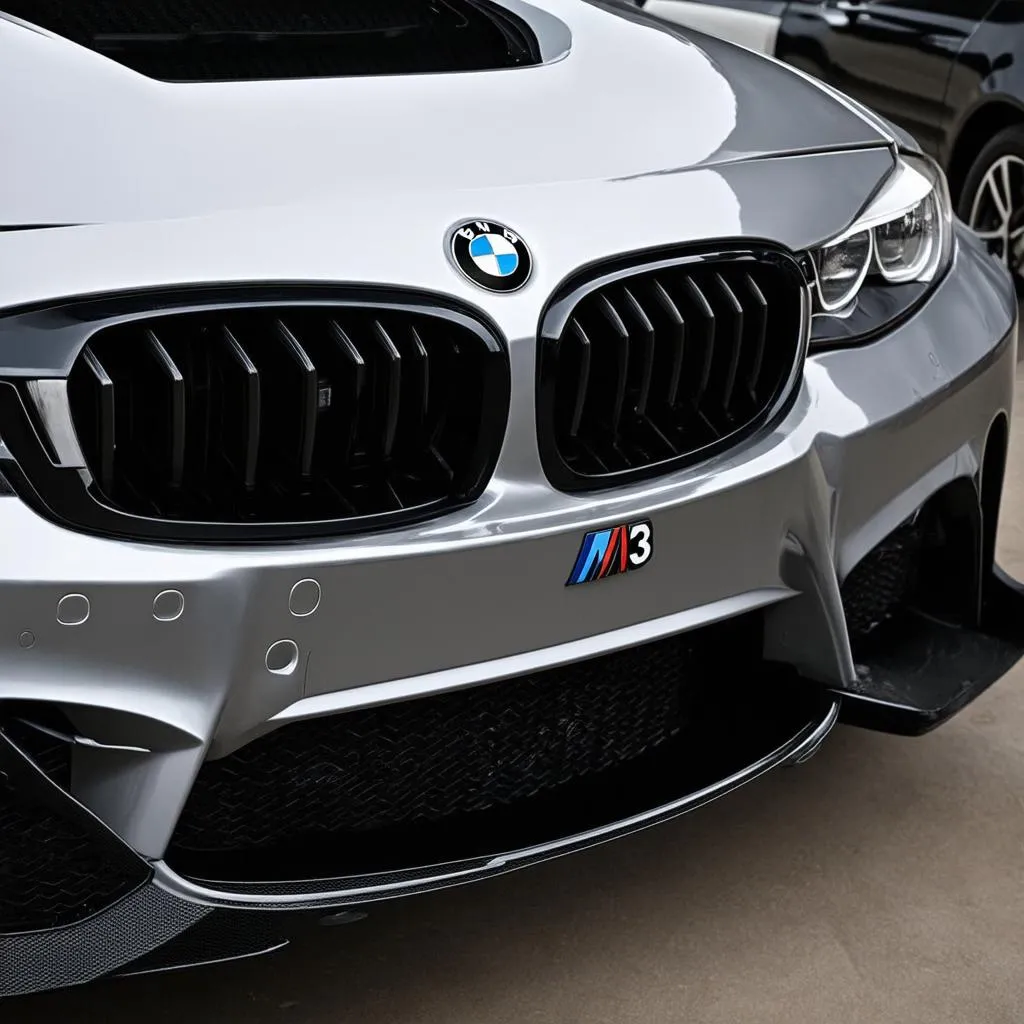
[567,525,630,585]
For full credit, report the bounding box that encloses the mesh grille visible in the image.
[537,250,806,491]
[841,519,923,642]
[0,732,148,933]
[1,0,540,80]
[171,626,738,858]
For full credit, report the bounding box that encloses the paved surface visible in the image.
[11,372,1024,1022]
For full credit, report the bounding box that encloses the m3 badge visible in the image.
[566,520,653,586]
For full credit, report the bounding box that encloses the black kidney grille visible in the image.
[66,304,508,530]
[538,253,806,490]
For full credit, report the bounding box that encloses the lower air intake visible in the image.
[170,616,759,874]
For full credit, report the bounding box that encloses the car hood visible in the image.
[0,0,892,228]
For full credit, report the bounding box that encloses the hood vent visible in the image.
[1,0,542,81]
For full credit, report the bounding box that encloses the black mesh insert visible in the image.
[841,519,923,642]
[0,725,148,934]
[1,0,541,81]
[172,619,757,870]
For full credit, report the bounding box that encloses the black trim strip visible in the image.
[0,224,78,232]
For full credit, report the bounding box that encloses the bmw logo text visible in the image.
[449,219,532,292]
[566,520,653,587]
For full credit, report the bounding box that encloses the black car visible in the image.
[636,0,1024,280]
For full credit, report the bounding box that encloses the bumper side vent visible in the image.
[841,519,924,643]
[537,248,807,490]
[0,722,149,934]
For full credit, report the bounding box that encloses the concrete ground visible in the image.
[10,373,1024,1023]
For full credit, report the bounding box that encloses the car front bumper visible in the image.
[0,224,1022,995]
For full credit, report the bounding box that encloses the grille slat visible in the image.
[371,320,402,462]
[682,277,716,410]
[327,321,366,467]
[142,329,187,492]
[650,279,685,410]
[745,274,770,397]
[537,249,806,490]
[712,273,744,416]
[404,324,430,443]
[64,300,509,534]
[218,326,261,491]
[77,347,117,495]
[596,294,630,442]
[622,287,655,418]
[274,320,318,480]
[567,318,591,439]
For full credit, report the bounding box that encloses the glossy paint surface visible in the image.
[0,0,889,232]
[0,0,1017,985]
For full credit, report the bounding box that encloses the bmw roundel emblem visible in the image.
[449,219,532,293]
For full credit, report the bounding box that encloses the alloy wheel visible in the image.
[968,154,1024,278]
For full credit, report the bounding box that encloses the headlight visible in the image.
[809,154,953,346]
[814,230,872,311]
[874,194,939,282]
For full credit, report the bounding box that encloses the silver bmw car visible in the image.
[1,0,1022,997]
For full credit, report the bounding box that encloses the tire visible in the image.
[957,123,1024,283]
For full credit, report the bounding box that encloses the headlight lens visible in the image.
[809,154,953,345]
[814,230,872,310]
[874,193,938,282]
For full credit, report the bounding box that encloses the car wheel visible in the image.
[959,125,1024,283]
